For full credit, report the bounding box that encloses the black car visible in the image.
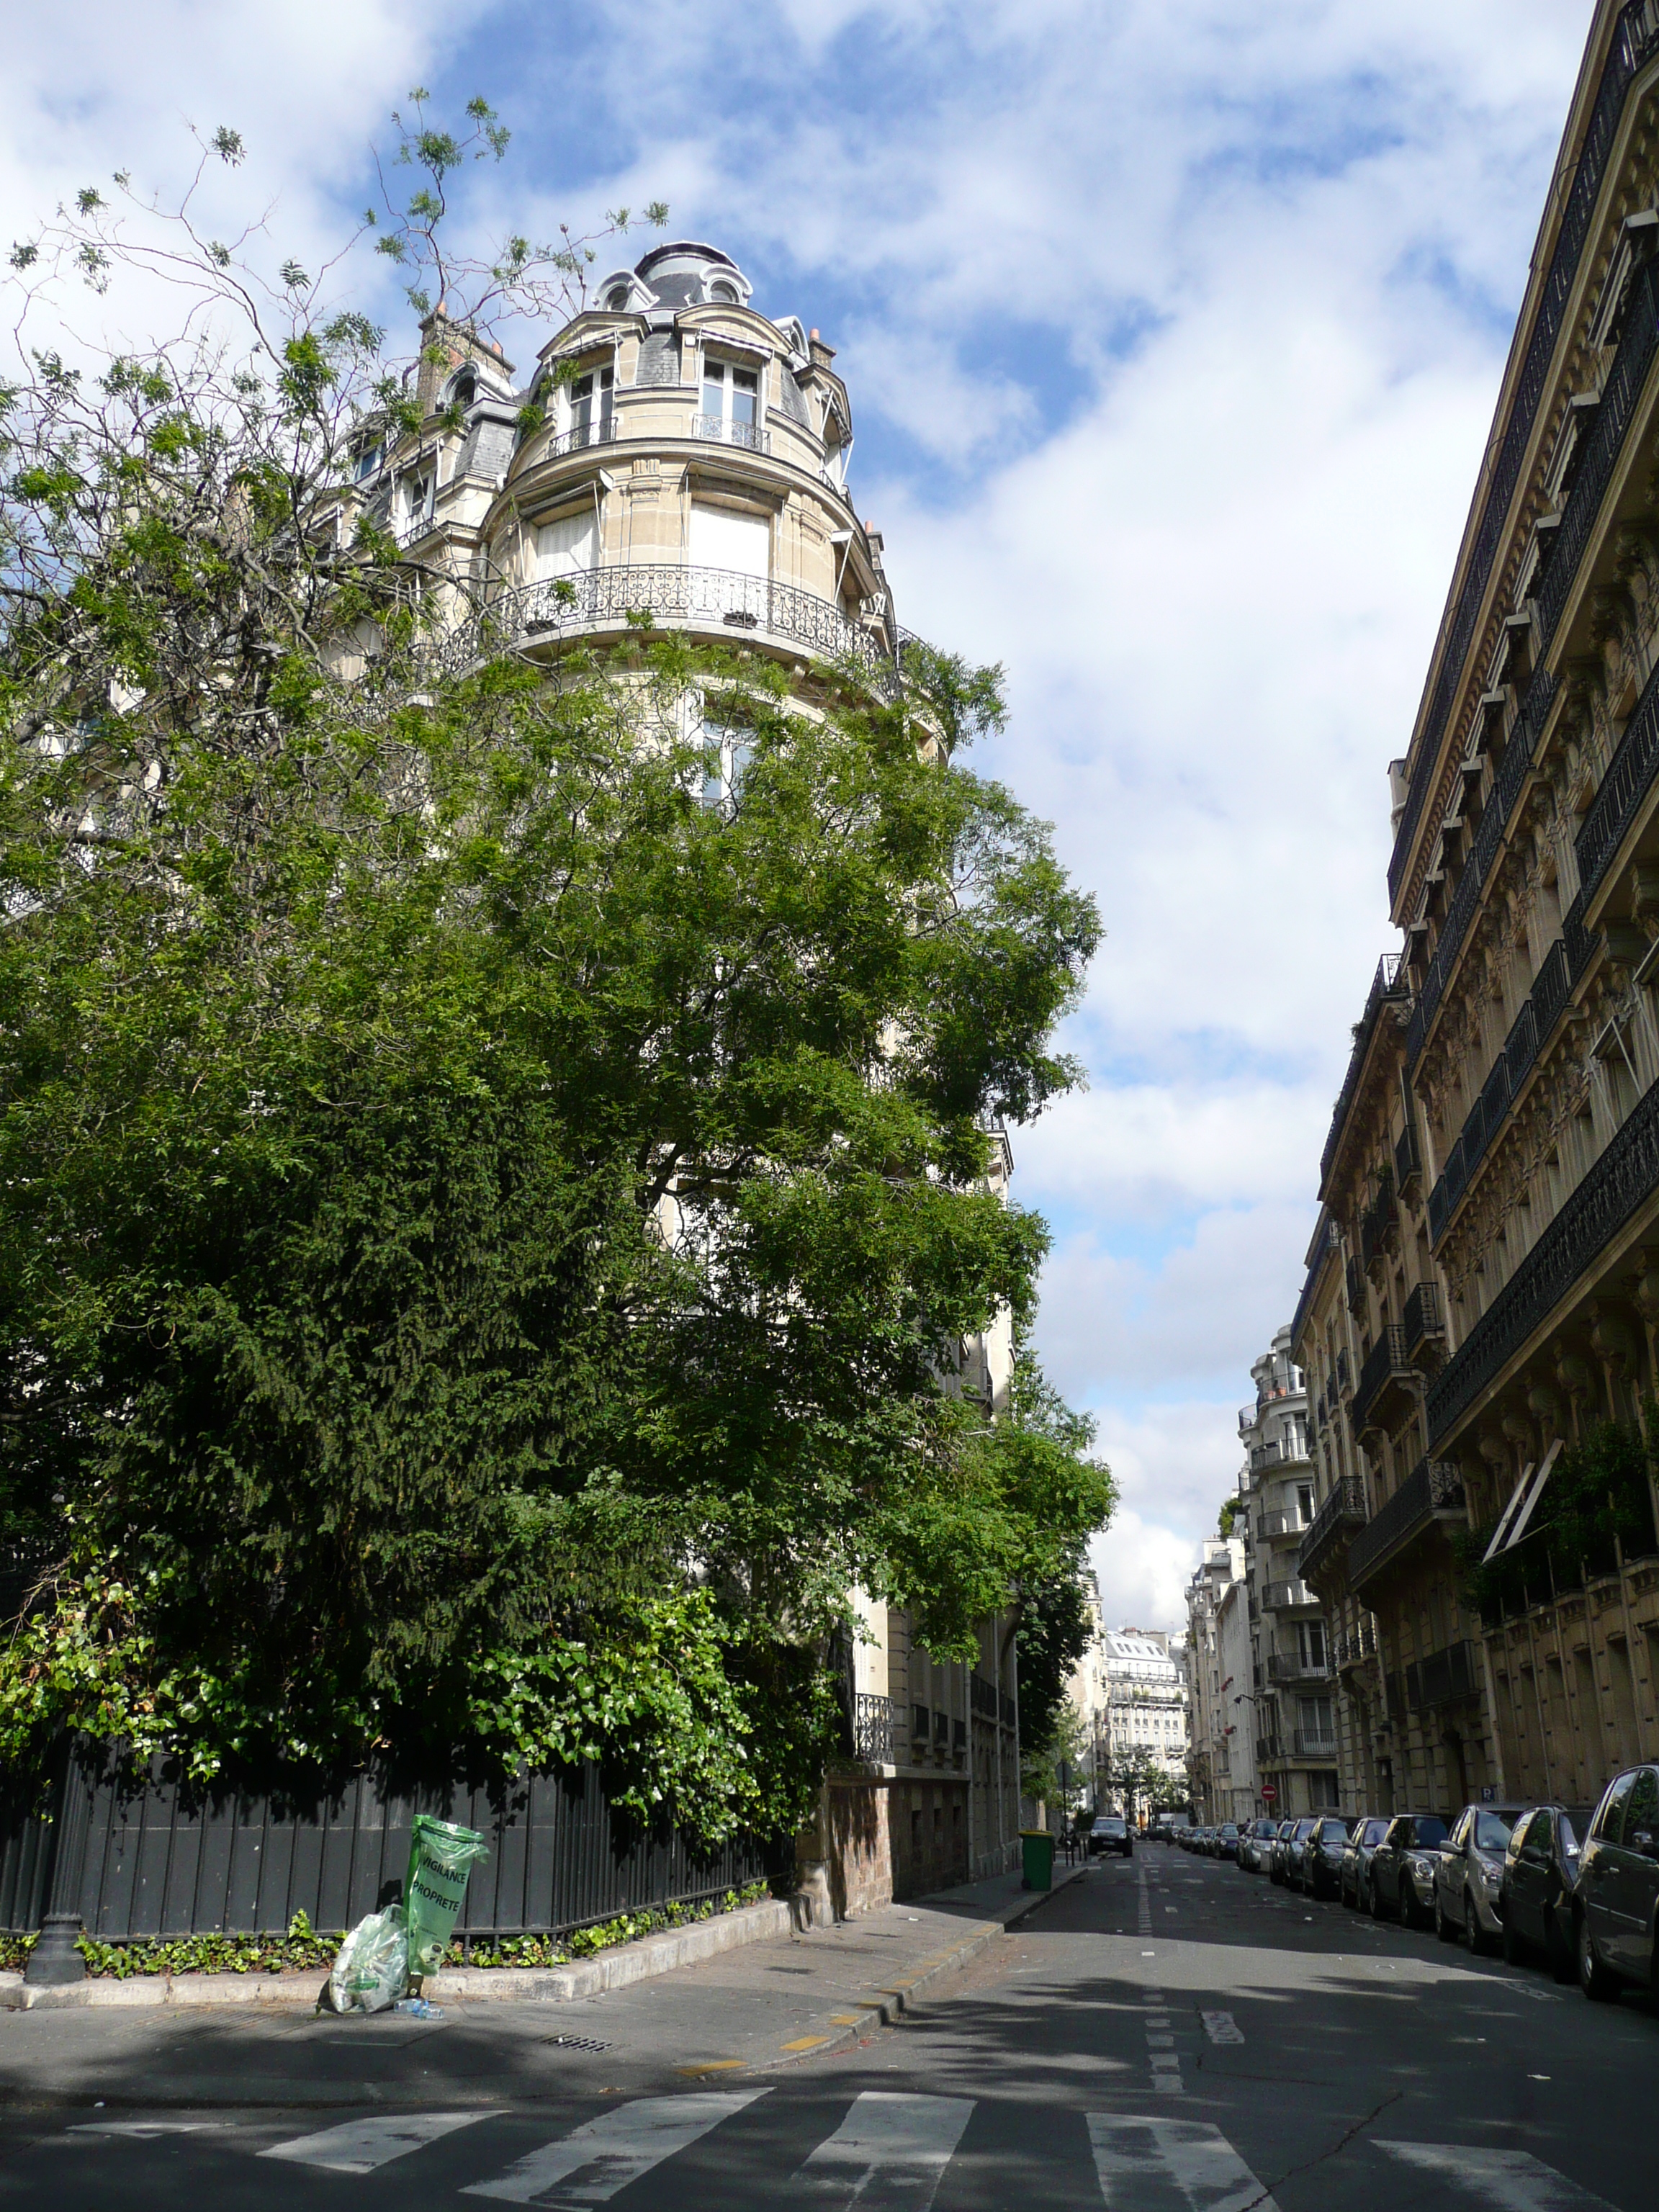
[1268,1818,1297,1884]
[1575,1763,1659,1999]
[1501,1802,1593,1979]
[1305,1815,1354,1900]
[1370,1812,1449,1926]
[1283,1815,1321,1892]
[1090,1812,1134,1858]
[1341,1815,1391,1910]
[1215,1821,1241,1861]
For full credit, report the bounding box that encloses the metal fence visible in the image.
[0,1737,777,1947]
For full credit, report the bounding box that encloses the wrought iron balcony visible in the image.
[1395,1120,1422,1194]
[1387,1,1659,904]
[544,417,619,459]
[1336,1346,1351,1395]
[1334,1620,1378,1671]
[1359,1167,1396,1272]
[1298,1477,1367,1583]
[1321,956,1409,1190]
[693,413,770,454]
[1404,1638,1480,1711]
[853,1692,898,1763]
[1347,1457,1466,1595]
[1428,1064,1659,1443]
[487,562,895,686]
[1401,1280,1443,1357]
[1352,1323,1412,1433]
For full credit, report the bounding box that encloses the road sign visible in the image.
[1259,1784,1277,1803]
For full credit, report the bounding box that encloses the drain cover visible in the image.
[544,2035,613,2052]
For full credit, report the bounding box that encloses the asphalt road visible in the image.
[2,1844,1655,2208]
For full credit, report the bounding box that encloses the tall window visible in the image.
[699,361,761,449]
[537,510,598,579]
[569,367,613,446]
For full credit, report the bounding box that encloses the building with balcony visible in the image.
[1184,1536,1256,1823]
[1100,1629,1190,1815]
[1292,0,1659,1819]
[342,239,1021,1915]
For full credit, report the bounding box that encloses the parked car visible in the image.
[1501,1803,1593,1979]
[1434,1803,1529,1952]
[1195,1825,1215,1855]
[1215,1821,1241,1861]
[1238,1818,1278,1873]
[1575,1763,1659,2000]
[1283,1815,1321,1892]
[1305,1815,1354,1900]
[1370,1812,1449,1926]
[1341,1815,1392,1912]
[1268,1818,1298,1884]
[1090,1812,1134,1859]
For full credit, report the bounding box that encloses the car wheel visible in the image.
[1434,1889,1455,1943]
[1398,1879,1419,1930]
[1465,1889,1491,1957]
[1369,1876,1383,1919]
[1578,1912,1618,2002]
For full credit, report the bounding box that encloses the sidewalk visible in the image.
[0,1859,1090,2110]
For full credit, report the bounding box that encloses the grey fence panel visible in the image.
[1,1740,776,1942]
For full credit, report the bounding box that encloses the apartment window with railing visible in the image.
[699,359,763,449]
[568,367,613,445]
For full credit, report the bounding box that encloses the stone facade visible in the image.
[1292,1,1659,1820]
[346,238,1022,1918]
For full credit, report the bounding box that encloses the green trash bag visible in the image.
[325,1905,408,2015]
[404,1814,489,1982]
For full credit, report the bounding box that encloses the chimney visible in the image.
[809,328,836,369]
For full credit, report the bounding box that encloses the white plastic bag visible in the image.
[325,1905,409,2015]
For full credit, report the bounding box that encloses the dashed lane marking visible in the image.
[1201,2012,1244,2046]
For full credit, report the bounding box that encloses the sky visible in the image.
[4,0,1598,1635]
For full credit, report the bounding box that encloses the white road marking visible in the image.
[1375,2144,1617,2211]
[261,2111,493,2175]
[1201,2012,1244,2046]
[791,2092,974,2209]
[464,2090,768,2204]
[69,2121,215,2139]
[1088,2114,1281,2210]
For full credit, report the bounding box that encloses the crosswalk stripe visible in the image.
[461,2090,768,2205]
[260,2111,493,2175]
[1088,2114,1281,2211]
[792,2091,975,2209]
[1375,2142,1619,2211]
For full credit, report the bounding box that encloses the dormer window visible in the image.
[709,279,739,304]
[352,440,383,482]
[605,286,629,312]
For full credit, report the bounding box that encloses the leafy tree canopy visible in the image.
[0,107,1110,1844]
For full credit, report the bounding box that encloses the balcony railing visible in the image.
[1321,956,1409,1189]
[1395,1120,1422,1193]
[1402,1280,1442,1357]
[1334,1620,1377,1670]
[1262,1578,1316,1611]
[544,417,619,459]
[1387,1,1659,904]
[1256,1509,1304,1541]
[1347,1457,1466,1593]
[1425,901,1596,1244]
[853,1692,898,1763]
[1578,639,1659,904]
[1291,1730,1339,1760]
[1266,1653,1329,1685]
[486,563,895,686]
[1428,1064,1659,1442]
[1405,1638,1480,1711]
[693,413,770,454]
[1298,1477,1367,1583]
[1352,1323,1411,1432]
[1359,1167,1396,1272]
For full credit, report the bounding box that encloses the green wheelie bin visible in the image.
[1020,1828,1055,1891]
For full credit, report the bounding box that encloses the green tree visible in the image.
[0,114,1110,1843]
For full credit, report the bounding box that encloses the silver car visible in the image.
[1434,1803,1529,1953]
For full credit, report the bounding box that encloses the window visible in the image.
[537,510,598,578]
[400,472,434,531]
[1625,1768,1659,1845]
[700,360,762,446]
[709,279,739,303]
[569,367,613,445]
[1297,1484,1314,1524]
[605,286,629,311]
[353,441,383,482]
[698,719,752,816]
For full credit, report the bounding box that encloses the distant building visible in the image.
[1101,1629,1190,1813]
[1184,1537,1254,1824]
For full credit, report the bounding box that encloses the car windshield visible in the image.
[1363,1818,1390,1845]
[1560,1808,1593,1852]
[1256,1821,1277,1837]
[1320,1819,1352,1840]
[1413,1817,1449,1848]
[1220,1825,1238,1836]
[1095,1818,1125,1833]
[1294,1819,1318,1838]
[1473,1812,1515,1852]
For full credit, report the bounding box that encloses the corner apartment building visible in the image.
[1295,1,1659,1818]
[1102,1629,1190,1811]
[1236,1332,1342,1815]
[1185,1537,1256,1823]
[342,238,1024,1912]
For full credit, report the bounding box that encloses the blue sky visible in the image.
[6,0,1596,1628]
